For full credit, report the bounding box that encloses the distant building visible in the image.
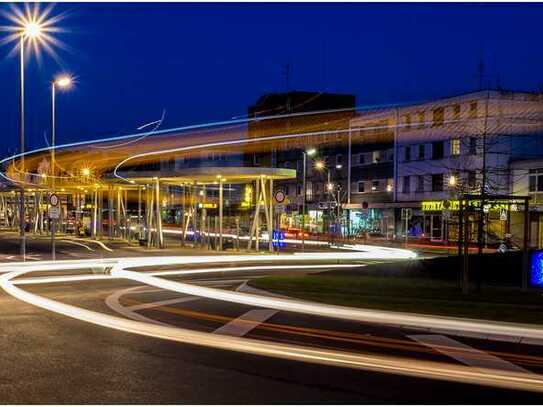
[246,91,356,234]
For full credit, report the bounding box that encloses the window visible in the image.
[416,175,425,192]
[404,114,412,130]
[387,179,394,192]
[405,146,411,161]
[357,181,365,193]
[432,174,444,192]
[371,180,380,192]
[386,150,394,162]
[528,169,543,192]
[373,151,381,163]
[306,182,313,201]
[284,161,291,169]
[315,183,321,195]
[469,137,477,154]
[469,101,478,118]
[417,112,425,128]
[468,171,477,188]
[529,174,536,192]
[432,107,444,127]
[450,138,461,156]
[418,144,425,160]
[403,176,411,193]
[336,154,343,165]
[453,104,461,120]
[432,141,444,160]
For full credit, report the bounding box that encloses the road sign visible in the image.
[275,204,285,213]
[274,189,286,204]
[318,201,337,210]
[49,193,59,207]
[48,206,60,219]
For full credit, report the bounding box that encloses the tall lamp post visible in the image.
[18,22,43,261]
[50,75,72,261]
[301,148,316,251]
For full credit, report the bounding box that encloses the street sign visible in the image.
[318,201,337,210]
[48,206,60,219]
[275,204,285,213]
[49,193,59,207]
[274,189,286,204]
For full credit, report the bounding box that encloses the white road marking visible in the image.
[105,285,170,326]
[213,309,278,337]
[79,238,114,252]
[409,334,530,373]
[59,239,94,252]
[126,295,199,311]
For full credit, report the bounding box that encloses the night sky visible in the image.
[1,2,542,155]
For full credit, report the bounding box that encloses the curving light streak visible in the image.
[110,267,543,345]
[3,265,543,393]
[3,251,543,346]
[0,106,360,186]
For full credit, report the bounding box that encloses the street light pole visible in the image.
[50,75,72,261]
[19,36,26,261]
[51,80,56,260]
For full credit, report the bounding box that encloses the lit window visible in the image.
[451,139,461,156]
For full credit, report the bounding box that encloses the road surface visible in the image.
[2,251,543,404]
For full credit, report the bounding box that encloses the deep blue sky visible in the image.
[1,2,543,154]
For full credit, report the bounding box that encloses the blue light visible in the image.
[272,230,285,248]
[530,251,543,287]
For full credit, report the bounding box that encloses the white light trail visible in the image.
[3,265,543,393]
[2,250,543,346]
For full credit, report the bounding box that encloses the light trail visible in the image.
[2,250,543,346]
[3,264,543,393]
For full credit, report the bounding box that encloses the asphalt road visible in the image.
[1,234,543,403]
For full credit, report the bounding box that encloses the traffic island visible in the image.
[249,256,543,326]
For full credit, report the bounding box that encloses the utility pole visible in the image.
[476,90,490,292]
[301,151,306,251]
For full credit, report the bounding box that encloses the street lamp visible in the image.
[16,21,45,261]
[314,160,325,171]
[301,148,317,251]
[50,74,73,261]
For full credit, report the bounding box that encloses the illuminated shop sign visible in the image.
[197,203,217,209]
[531,251,543,287]
[421,200,517,212]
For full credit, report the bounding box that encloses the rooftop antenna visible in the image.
[282,63,290,92]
